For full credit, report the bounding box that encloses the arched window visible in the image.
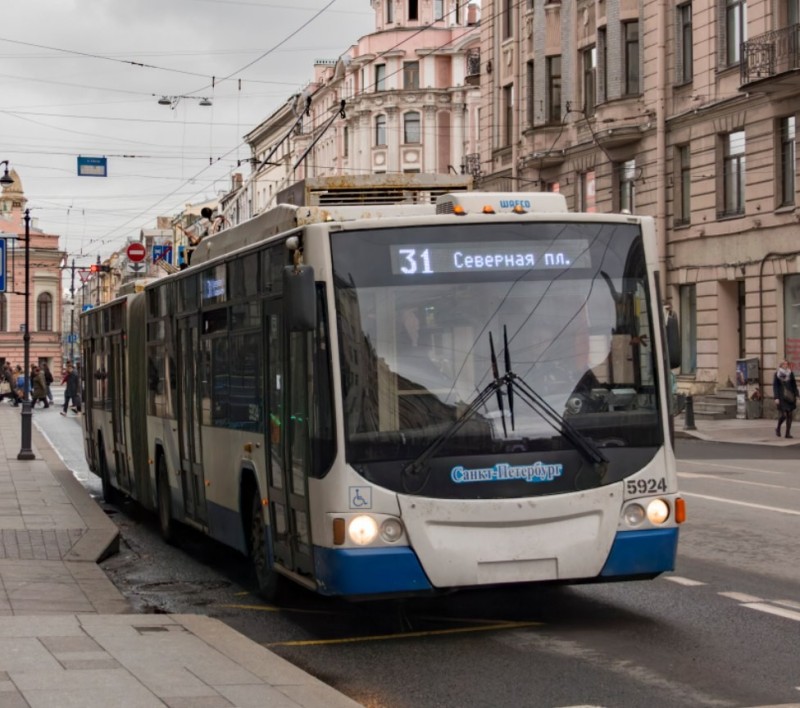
[375,114,387,146]
[37,293,53,332]
[404,111,421,144]
[0,294,6,331]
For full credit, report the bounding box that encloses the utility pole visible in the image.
[95,255,101,306]
[69,259,76,364]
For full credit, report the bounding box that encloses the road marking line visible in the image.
[263,620,542,647]
[773,599,800,611]
[681,492,800,516]
[678,471,791,489]
[679,460,782,475]
[743,602,800,623]
[664,576,706,586]
[719,592,763,603]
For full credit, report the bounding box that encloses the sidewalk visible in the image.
[0,401,361,708]
[674,413,800,447]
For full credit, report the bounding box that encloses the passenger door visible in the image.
[176,316,207,523]
[263,301,314,578]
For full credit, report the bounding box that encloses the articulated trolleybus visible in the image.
[81,191,685,600]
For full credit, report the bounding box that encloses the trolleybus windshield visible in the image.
[331,220,664,497]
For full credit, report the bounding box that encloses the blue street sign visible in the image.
[77,156,107,177]
[82,304,94,312]
[177,245,187,266]
[152,244,173,265]
[0,238,6,293]
[66,333,78,344]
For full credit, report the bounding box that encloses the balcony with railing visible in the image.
[465,49,480,86]
[741,24,800,94]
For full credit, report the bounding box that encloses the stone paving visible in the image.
[0,400,361,708]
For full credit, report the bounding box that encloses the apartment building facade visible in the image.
[477,0,800,403]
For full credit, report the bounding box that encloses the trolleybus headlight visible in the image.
[348,515,379,545]
[646,499,670,525]
[380,518,403,543]
[623,503,646,526]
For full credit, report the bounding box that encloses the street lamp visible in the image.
[0,161,13,186]
[17,208,34,460]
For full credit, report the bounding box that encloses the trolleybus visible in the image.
[81,191,685,599]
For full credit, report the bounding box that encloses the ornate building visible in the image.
[0,172,65,376]
[234,0,481,218]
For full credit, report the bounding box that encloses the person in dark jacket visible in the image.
[42,363,54,403]
[61,362,82,415]
[773,359,799,438]
[31,365,50,409]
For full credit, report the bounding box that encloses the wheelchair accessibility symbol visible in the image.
[349,486,372,509]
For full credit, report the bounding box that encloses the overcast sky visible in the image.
[1,0,373,264]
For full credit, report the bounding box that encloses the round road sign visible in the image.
[126,242,147,263]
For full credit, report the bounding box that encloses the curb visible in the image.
[31,422,120,562]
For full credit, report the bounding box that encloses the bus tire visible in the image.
[98,441,116,504]
[156,456,175,544]
[249,493,283,602]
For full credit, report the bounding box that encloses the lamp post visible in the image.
[0,163,30,459]
[17,208,34,460]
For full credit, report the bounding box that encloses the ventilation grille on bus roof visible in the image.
[310,187,459,206]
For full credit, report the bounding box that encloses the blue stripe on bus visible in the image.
[599,528,679,577]
[314,546,433,596]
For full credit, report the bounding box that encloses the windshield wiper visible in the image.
[400,327,608,493]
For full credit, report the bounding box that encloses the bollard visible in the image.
[683,394,697,431]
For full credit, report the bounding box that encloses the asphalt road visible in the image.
[36,409,800,708]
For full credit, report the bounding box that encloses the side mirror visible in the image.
[665,313,680,370]
[283,265,316,332]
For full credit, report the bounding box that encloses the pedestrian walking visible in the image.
[42,363,54,403]
[773,359,798,439]
[61,362,82,415]
[30,365,50,409]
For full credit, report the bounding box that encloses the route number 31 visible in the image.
[398,248,433,275]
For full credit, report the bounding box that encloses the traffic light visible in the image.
[89,264,111,273]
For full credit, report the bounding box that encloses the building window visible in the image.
[37,293,53,332]
[675,145,691,226]
[409,0,418,20]
[404,61,420,89]
[598,28,607,103]
[578,170,596,212]
[375,64,386,91]
[784,275,800,368]
[779,116,796,207]
[721,130,746,217]
[624,21,640,95]
[386,0,393,22]
[618,159,636,212]
[725,0,746,66]
[676,3,693,84]
[503,84,514,147]
[546,55,561,124]
[526,60,534,127]
[404,111,421,143]
[435,0,444,19]
[0,294,6,331]
[582,45,596,117]
[375,114,386,146]
[680,284,697,374]
[503,0,513,38]
[343,126,349,158]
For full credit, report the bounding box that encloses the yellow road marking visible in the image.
[219,603,340,616]
[264,620,541,647]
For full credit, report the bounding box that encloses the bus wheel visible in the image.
[98,443,116,504]
[249,494,283,602]
[156,456,175,544]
